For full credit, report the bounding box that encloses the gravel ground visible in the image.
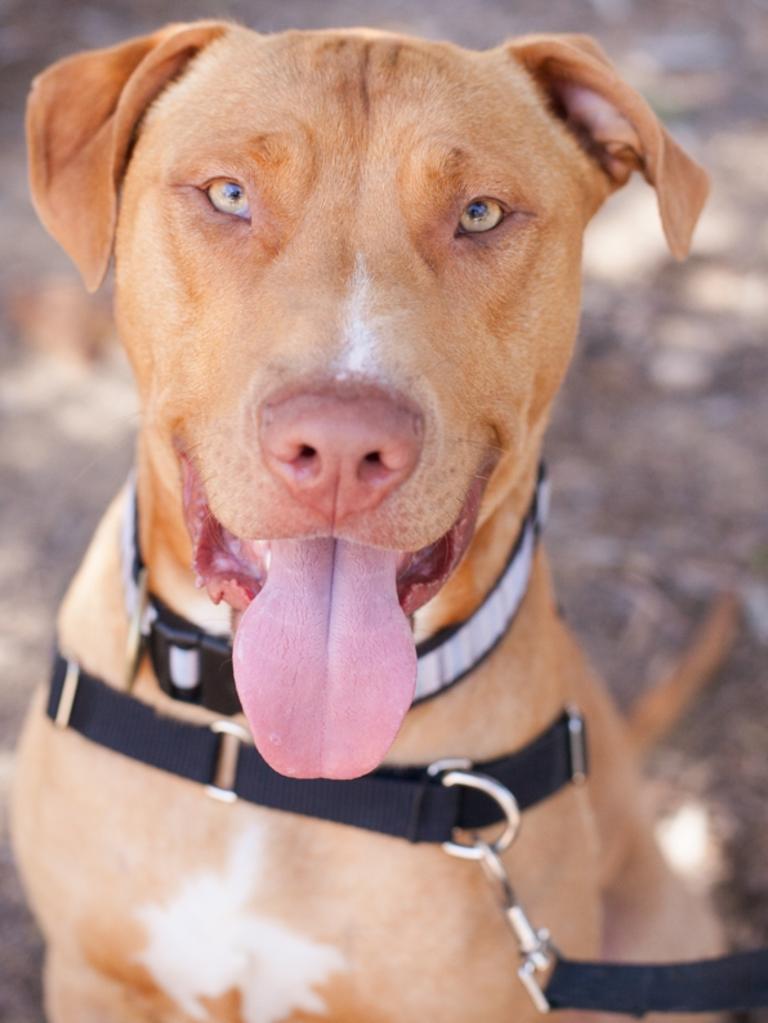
[1,1,766,1020]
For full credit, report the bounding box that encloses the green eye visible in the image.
[206,180,250,219]
[459,198,504,234]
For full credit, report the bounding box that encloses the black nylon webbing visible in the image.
[47,654,583,842]
[47,657,768,1014]
[546,950,768,1015]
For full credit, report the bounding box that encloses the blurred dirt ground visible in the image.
[1,1,767,1020]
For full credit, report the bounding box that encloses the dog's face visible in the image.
[117,30,588,552]
[28,24,707,778]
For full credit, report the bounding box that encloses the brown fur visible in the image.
[14,23,721,1022]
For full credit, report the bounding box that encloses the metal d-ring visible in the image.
[427,758,522,861]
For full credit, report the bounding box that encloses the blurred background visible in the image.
[1,1,766,1019]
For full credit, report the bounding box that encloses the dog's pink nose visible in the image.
[260,387,423,523]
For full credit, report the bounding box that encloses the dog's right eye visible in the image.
[458,198,504,235]
[205,180,251,219]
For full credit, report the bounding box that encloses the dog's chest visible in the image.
[15,685,602,1022]
[134,826,346,1023]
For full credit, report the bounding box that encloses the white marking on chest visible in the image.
[338,253,381,376]
[136,826,345,1023]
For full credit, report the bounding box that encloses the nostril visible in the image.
[358,447,406,485]
[279,442,322,481]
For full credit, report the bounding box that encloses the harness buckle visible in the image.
[566,705,587,785]
[54,660,81,729]
[205,719,252,803]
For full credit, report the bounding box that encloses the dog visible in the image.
[12,21,725,1022]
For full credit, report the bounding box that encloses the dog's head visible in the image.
[28,23,708,778]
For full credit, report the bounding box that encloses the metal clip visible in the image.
[518,954,553,1014]
[566,705,587,785]
[428,758,555,1014]
[427,759,521,860]
[123,566,148,690]
[478,841,553,1012]
[205,719,252,803]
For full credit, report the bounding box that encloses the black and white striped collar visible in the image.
[121,466,549,714]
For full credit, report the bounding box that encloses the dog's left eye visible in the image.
[206,180,251,219]
[458,198,504,234]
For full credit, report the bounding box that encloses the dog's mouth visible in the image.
[183,459,483,618]
[181,457,486,780]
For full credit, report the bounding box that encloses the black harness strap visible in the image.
[47,653,585,843]
[546,950,768,1015]
[47,661,768,1016]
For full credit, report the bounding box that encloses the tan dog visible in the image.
[13,22,722,1022]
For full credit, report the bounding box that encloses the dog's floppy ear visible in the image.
[508,34,709,260]
[27,21,229,291]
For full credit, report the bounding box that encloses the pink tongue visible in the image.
[232,538,417,779]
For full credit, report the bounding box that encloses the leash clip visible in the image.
[428,761,553,1012]
[478,841,553,1013]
